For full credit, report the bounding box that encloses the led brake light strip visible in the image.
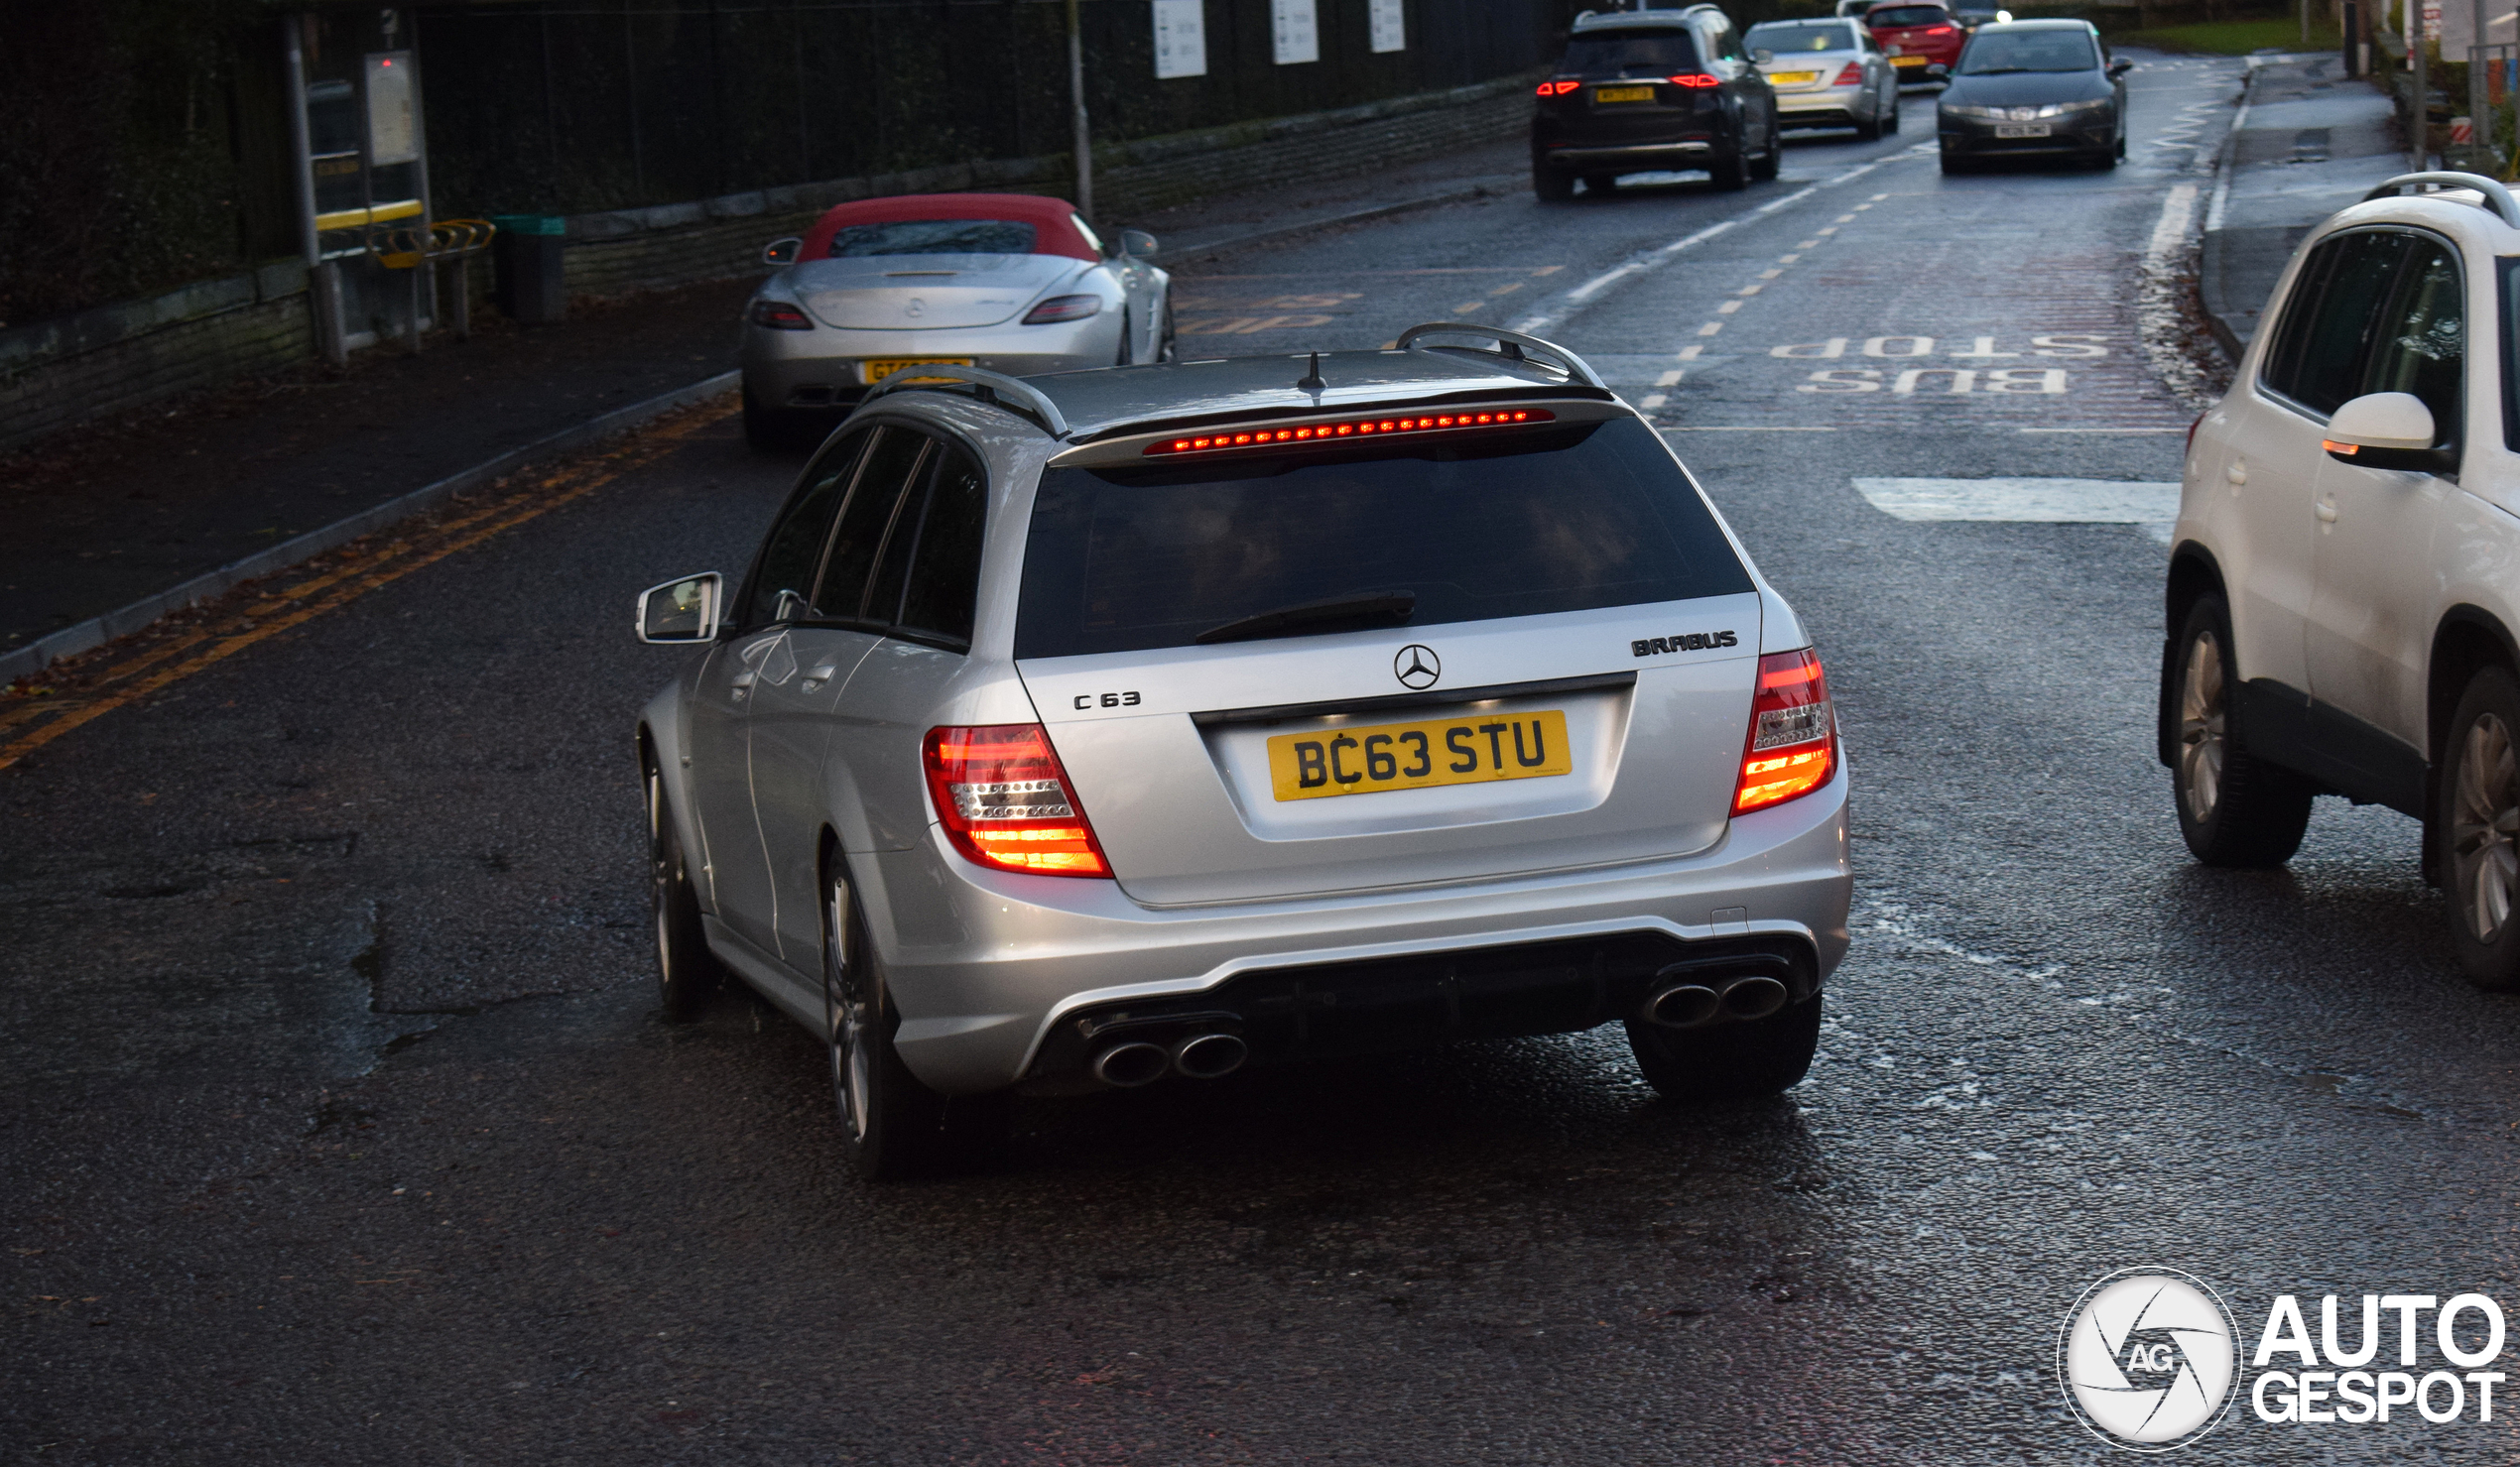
[1146,409,1555,456]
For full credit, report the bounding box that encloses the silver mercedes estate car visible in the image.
[636,326,1852,1176]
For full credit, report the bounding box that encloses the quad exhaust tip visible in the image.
[1091,1040,1171,1088]
[1643,972,1793,1029]
[1172,1032,1249,1080]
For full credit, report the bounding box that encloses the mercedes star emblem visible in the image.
[1394,644,1441,690]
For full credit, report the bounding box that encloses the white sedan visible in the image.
[740,192,1172,449]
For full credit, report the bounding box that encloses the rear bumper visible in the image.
[1537,139,1718,171]
[849,767,1851,1094]
[1777,85,1868,119]
[740,317,1114,411]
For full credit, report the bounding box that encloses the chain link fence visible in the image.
[417,0,1588,218]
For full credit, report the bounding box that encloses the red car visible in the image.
[1865,1,1965,80]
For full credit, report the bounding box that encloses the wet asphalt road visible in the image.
[16,54,2520,1464]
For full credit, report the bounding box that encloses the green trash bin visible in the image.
[490,213,567,324]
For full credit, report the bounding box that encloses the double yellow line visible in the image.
[0,401,734,774]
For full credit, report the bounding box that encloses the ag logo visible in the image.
[2059,1269,2240,1452]
[1393,644,1441,690]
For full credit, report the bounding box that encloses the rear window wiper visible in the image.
[1194,590,1417,646]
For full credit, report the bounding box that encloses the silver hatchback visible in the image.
[635,326,1852,1176]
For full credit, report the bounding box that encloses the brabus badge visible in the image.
[1632,631,1738,657]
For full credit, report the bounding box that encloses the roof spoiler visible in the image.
[2362,171,2520,229]
[1394,323,1608,390]
[860,363,1070,439]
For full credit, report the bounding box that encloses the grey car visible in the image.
[635,327,1853,1177]
[1936,19,2130,171]
[1747,17,1902,140]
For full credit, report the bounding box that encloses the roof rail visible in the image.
[860,363,1070,438]
[2362,171,2520,229]
[1393,323,1608,390]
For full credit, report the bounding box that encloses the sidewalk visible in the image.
[0,141,1526,685]
[2198,53,2405,356]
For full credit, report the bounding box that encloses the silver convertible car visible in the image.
[637,328,1852,1176]
[739,191,1173,449]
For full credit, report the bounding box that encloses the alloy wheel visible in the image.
[2453,712,2520,941]
[647,767,675,976]
[823,874,871,1141]
[2177,629,2225,822]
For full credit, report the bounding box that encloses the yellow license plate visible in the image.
[1266,709,1573,802]
[1891,54,1929,66]
[1769,70,1822,83]
[860,357,972,384]
[1594,84,1656,102]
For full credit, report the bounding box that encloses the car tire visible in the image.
[741,389,803,453]
[1938,148,1965,175]
[2440,666,2520,990]
[1581,173,1620,194]
[1883,90,1902,133]
[1713,143,1752,191]
[1625,993,1823,1102]
[647,758,721,1024]
[1156,298,1177,363]
[1855,110,1883,142]
[1114,306,1133,367]
[822,862,1004,1179]
[1533,165,1575,201]
[2170,594,2315,867]
[1750,137,1781,181]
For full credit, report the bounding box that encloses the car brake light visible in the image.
[1927,23,1956,34]
[1733,649,1836,815]
[1022,294,1102,325]
[1834,61,1866,84]
[922,724,1111,877]
[1668,72,1721,87]
[748,299,813,330]
[1537,78,1581,95]
[1146,409,1554,456]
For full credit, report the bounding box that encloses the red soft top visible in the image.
[797,192,1098,263]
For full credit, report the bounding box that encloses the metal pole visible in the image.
[284,14,346,367]
[2413,0,2429,169]
[2475,0,2490,156]
[1067,0,1092,218]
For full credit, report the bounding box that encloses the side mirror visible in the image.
[2324,393,2449,470]
[762,237,802,267]
[2106,58,2133,77]
[1752,47,1775,62]
[1926,61,1949,76]
[1120,228,1160,259]
[637,572,723,644]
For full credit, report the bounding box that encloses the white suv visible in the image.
[2167,172,2520,985]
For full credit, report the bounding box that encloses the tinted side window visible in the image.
[742,429,869,626]
[897,444,989,646]
[2261,231,2412,416]
[2361,237,2462,445]
[813,427,930,620]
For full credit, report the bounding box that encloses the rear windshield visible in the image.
[1866,7,1950,26]
[1749,21,1858,52]
[1558,30,1701,76]
[1958,30,2099,71]
[828,219,1038,258]
[1014,417,1753,660]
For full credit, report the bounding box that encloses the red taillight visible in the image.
[1147,409,1553,456]
[1537,78,1581,95]
[1733,649,1836,815]
[921,724,1111,878]
[1022,294,1102,325]
[1668,72,1721,88]
[1926,24,1956,35]
[748,299,812,330]
[1833,61,1866,85]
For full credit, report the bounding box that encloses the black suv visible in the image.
[1532,5,1782,198]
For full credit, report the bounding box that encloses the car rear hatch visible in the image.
[1551,27,1720,144]
[790,254,1084,330]
[1013,404,1765,907]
